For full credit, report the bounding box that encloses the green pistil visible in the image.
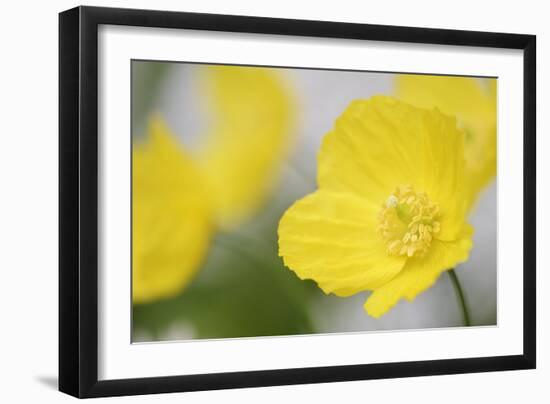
[396,203,411,224]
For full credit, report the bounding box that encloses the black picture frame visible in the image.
[59,5,536,398]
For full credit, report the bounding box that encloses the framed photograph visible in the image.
[59,6,536,398]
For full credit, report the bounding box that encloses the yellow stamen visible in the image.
[377,185,440,258]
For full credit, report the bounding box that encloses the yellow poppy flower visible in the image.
[278,96,473,317]
[133,66,294,304]
[198,65,296,228]
[132,117,213,304]
[395,75,496,210]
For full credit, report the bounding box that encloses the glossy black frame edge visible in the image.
[59,5,536,399]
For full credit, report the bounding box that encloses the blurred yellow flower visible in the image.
[199,66,296,228]
[278,96,473,317]
[396,75,496,210]
[133,117,213,304]
[133,66,295,304]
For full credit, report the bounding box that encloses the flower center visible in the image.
[377,185,440,258]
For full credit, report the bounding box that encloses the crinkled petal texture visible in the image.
[198,66,295,228]
[279,96,473,317]
[364,225,473,318]
[318,96,469,241]
[132,117,213,304]
[396,75,497,210]
[278,190,407,296]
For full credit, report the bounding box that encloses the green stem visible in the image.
[448,268,471,326]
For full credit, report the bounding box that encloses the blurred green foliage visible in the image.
[132,61,171,134]
[133,229,319,340]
